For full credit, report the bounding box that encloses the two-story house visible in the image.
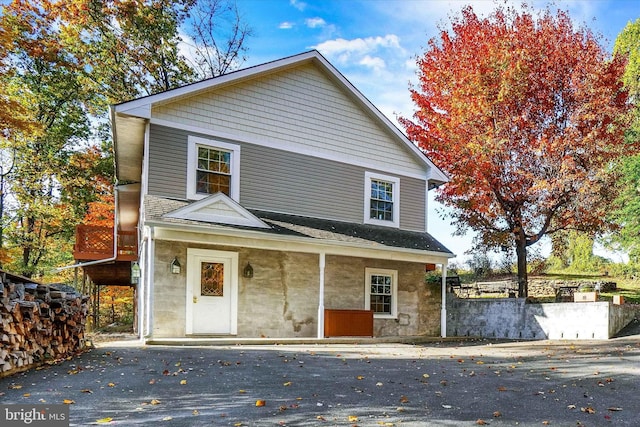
[111,50,454,342]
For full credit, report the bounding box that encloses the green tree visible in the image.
[610,18,640,265]
[0,0,252,277]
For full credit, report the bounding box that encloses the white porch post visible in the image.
[144,227,155,339]
[317,252,326,339]
[440,261,448,338]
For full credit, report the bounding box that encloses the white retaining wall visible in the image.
[446,298,640,340]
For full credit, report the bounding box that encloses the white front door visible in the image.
[186,248,238,335]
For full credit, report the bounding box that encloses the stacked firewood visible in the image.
[0,271,89,376]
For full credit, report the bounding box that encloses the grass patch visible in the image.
[599,277,640,304]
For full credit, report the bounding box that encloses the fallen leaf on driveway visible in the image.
[81,389,93,394]
[607,407,623,411]
[581,406,595,414]
[476,419,488,425]
[493,411,501,417]
[255,399,266,407]
[96,417,113,424]
[180,379,187,385]
[63,399,75,404]
[283,381,292,386]
[348,415,358,422]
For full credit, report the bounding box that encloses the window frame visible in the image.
[187,136,240,201]
[364,171,400,228]
[364,267,398,319]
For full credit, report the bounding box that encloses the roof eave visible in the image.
[145,219,455,262]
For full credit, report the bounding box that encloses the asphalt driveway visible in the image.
[1,334,639,426]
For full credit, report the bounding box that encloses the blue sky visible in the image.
[233,0,640,265]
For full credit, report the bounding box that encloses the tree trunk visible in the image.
[515,231,528,297]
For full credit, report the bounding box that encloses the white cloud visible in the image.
[359,55,386,72]
[289,0,306,11]
[279,21,294,30]
[312,34,403,59]
[305,17,326,28]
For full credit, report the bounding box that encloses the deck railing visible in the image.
[73,225,138,261]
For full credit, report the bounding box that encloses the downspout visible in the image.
[440,261,448,338]
[57,185,120,271]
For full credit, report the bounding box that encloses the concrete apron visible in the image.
[142,335,457,347]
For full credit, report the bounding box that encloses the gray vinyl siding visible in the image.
[152,64,427,177]
[148,126,188,199]
[147,124,426,231]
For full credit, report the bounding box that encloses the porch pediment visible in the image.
[163,193,270,229]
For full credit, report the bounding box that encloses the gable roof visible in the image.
[111,50,448,185]
[163,193,270,229]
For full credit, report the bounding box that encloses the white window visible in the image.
[364,172,400,228]
[364,268,398,319]
[187,136,240,201]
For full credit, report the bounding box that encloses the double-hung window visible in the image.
[364,268,398,319]
[197,147,231,196]
[187,136,240,201]
[364,172,400,227]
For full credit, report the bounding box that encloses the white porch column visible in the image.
[440,261,448,338]
[144,227,155,339]
[317,252,326,339]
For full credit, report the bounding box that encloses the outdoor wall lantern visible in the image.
[170,257,181,274]
[131,261,141,284]
[243,262,254,278]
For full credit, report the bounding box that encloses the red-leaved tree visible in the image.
[401,5,636,296]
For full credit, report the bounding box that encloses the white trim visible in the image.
[153,118,432,182]
[441,262,448,338]
[146,227,155,339]
[115,51,323,114]
[150,222,454,263]
[364,171,400,228]
[164,193,270,228]
[364,267,398,319]
[317,252,326,339]
[142,122,150,200]
[186,136,240,201]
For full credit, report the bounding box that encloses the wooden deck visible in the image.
[73,225,138,287]
[73,225,137,262]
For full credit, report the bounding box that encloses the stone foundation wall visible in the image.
[151,241,442,338]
